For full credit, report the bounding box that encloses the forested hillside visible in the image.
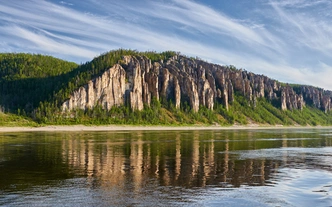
[0,53,78,113]
[1,50,332,126]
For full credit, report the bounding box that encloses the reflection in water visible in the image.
[1,129,332,206]
[175,134,181,180]
[56,129,332,189]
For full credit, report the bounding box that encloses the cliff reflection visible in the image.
[60,130,332,188]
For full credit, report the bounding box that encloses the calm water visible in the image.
[1,128,332,206]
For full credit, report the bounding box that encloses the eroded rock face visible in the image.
[62,55,332,113]
[62,64,126,111]
[280,86,304,110]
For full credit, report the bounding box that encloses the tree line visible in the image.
[1,50,332,126]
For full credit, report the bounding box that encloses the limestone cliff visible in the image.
[62,55,332,113]
[62,64,126,111]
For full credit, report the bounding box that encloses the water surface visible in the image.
[0,128,332,206]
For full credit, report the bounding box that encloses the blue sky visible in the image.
[1,0,332,90]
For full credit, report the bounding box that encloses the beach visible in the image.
[0,124,330,132]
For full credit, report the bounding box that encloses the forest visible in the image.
[1,49,332,127]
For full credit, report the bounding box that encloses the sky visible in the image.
[1,0,332,90]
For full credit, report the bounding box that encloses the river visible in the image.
[0,128,332,206]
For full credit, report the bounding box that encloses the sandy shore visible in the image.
[0,124,331,132]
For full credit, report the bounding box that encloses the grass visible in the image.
[2,95,332,127]
[0,112,39,127]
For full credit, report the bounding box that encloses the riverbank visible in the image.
[0,124,331,132]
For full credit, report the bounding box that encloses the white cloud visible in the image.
[60,1,73,6]
[0,0,332,90]
[270,1,332,57]
[137,0,284,54]
[268,0,332,8]
[2,26,96,59]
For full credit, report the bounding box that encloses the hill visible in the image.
[1,50,332,126]
[0,53,78,112]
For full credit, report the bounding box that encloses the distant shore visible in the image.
[0,124,331,132]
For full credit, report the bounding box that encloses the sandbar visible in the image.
[0,124,330,132]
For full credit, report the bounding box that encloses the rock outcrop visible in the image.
[62,64,126,111]
[62,55,332,113]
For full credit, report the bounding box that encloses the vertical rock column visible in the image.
[62,64,126,111]
[123,56,144,111]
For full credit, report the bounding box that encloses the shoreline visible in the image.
[0,124,331,132]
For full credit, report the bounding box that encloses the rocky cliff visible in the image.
[62,55,332,113]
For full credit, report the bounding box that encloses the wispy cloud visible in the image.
[2,26,96,59]
[270,1,332,57]
[126,0,284,56]
[269,0,331,9]
[59,1,73,6]
[0,0,332,89]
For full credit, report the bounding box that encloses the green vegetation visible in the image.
[32,50,176,122]
[0,112,38,127]
[1,50,332,127]
[0,50,176,116]
[0,53,78,80]
[0,53,78,113]
[17,95,332,127]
